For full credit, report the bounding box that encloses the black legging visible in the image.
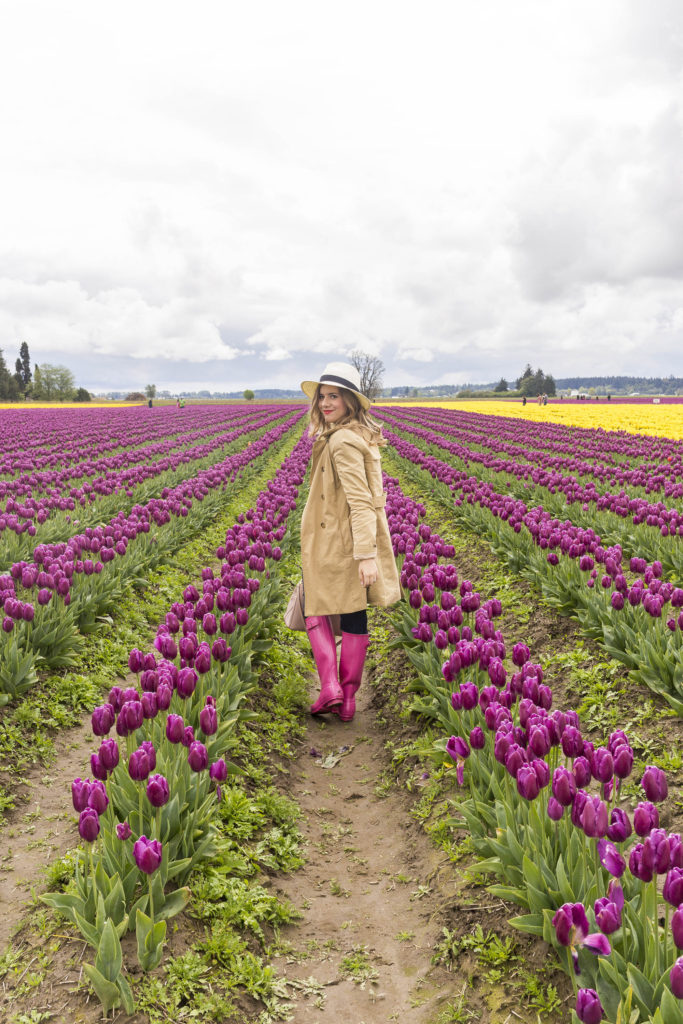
[339,610,368,635]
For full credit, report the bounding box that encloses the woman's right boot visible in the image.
[337,631,369,722]
[305,616,343,715]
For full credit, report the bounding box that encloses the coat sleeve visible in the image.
[328,431,377,560]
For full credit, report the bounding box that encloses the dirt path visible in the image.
[0,712,94,951]
[269,669,465,1023]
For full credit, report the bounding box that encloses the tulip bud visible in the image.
[634,801,659,837]
[166,713,184,743]
[199,704,218,736]
[642,765,668,803]
[672,957,683,998]
[146,773,170,807]
[133,835,163,874]
[188,740,208,772]
[576,988,603,1023]
[78,807,100,842]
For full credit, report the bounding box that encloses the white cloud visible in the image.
[0,0,682,387]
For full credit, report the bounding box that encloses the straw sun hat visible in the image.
[300,361,371,410]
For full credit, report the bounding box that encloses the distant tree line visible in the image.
[0,341,90,401]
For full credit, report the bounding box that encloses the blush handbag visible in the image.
[283,581,341,635]
[284,581,307,631]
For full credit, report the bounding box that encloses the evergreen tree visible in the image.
[494,377,509,392]
[0,348,19,400]
[516,363,534,389]
[15,342,31,393]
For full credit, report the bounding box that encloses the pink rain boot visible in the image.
[337,631,369,722]
[306,616,343,715]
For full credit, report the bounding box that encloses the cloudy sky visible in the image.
[1,0,682,393]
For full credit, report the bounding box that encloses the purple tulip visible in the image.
[182,725,195,747]
[672,957,683,998]
[673,908,683,950]
[90,753,107,781]
[78,807,100,842]
[552,767,577,807]
[195,647,212,674]
[128,748,151,781]
[581,797,608,838]
[156,682,173,710]
[561,726,584,758]
[547,797,564,821]
[671,834,683,869]
[116,821,132,840]
[606,807,632,844]
[572,756,592,789]
[597,839,625,878]
[664,868,683,907]
[576,988,603,1023]
[634,801,659,837]
[87,780,109,814]
[166,713,184,743]
[505,744,526,779]
[552,902,611,973]
[629,842,655,883]
[592,748,614,784]
[188,741,208,772]
[72,778,92,812]
[177,667,198,698]
[516,764,540,801]
[512,642,530,667]
[650,828,672,874]
[642,765,668,803]
[91,703,115,736]
[210,758,228,783]
[469,726,485,749]
[98,738,120,772]
[146,773,170,807]
[612,743,634,779]
[133,835,163,874]
[446,735,470,761]
[199,704,218,736]
[593,897,621,935]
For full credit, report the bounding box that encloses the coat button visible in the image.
[320,522,326,528]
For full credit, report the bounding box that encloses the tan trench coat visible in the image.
[300,423,401,617]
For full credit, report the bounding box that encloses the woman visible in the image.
[299,361,400,720]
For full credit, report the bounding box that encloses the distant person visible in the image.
[148,398,153,408]
[522,396,527,406]
[176,397,180,409]
[298,361,400,721]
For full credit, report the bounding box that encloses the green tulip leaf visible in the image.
[96,919,122,983]
[158,886,191,920]
[625,964,655,1016]
[508,913,544,936]
[83,962,121,1014]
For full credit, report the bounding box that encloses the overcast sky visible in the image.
[1,1,682,393]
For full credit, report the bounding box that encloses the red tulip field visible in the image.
[1,401,683,1024]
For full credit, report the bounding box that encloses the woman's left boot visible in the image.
[337,631,369,722]
[306,616,343,715]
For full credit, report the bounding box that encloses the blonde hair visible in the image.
[307,384,386,445]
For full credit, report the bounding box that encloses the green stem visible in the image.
[567,947,578,993]
[653,877,660,980]
[138,785,145,837]
[148,873,155,924]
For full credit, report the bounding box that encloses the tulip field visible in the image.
[1,399,683,1023]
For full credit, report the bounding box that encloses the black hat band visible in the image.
[319,373,361,393]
